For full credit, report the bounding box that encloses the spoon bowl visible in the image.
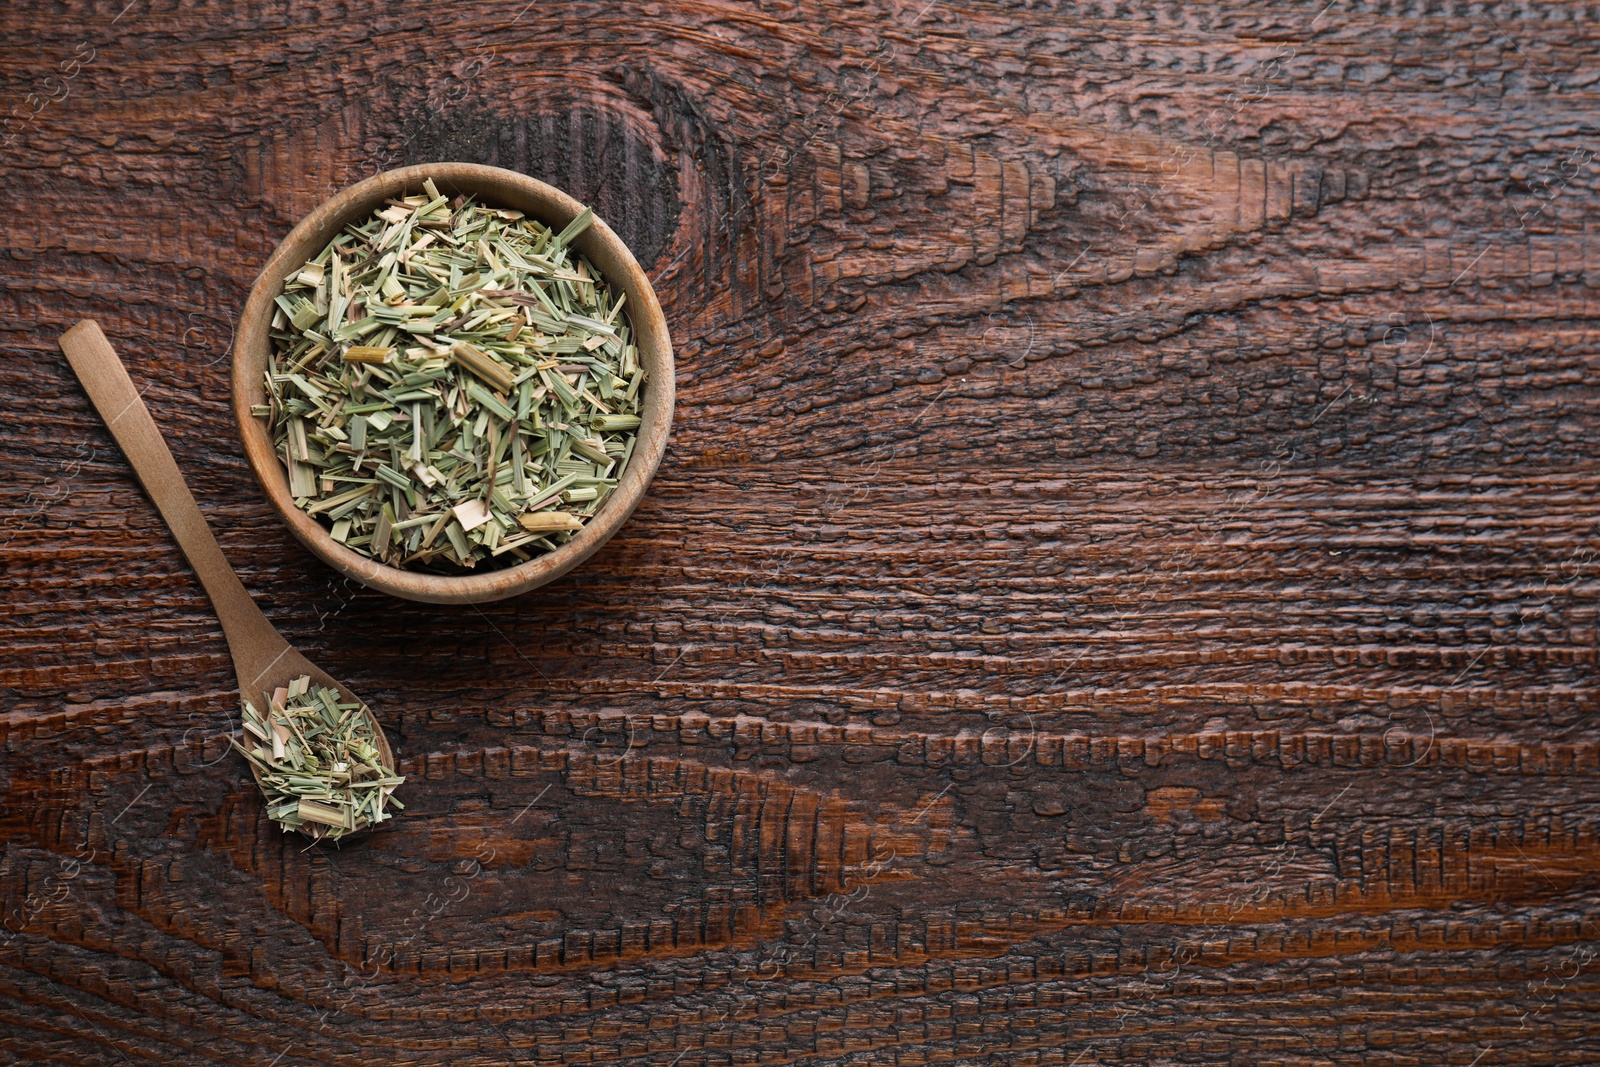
[233,648,396,843]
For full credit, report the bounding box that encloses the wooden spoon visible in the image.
[58,319,396,841]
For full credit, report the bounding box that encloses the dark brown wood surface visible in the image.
[2,2,1598,1063]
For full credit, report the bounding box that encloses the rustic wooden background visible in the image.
[3,1,1599,1063]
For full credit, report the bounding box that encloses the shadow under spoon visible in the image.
[58,319,396,841]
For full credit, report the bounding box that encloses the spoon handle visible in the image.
[58,320,292,693]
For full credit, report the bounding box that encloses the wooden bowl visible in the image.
[232,163,674,605]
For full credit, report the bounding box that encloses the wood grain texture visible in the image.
[2,0,1599,1063]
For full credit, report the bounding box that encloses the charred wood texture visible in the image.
[2,1,1599,1064]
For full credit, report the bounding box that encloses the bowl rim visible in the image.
[231,162,674,605]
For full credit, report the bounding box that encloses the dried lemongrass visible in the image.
[231,675,404,841]
[260,180,646,572]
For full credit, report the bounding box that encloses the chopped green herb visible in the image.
[230,675,403,841]
[261,183,646,571]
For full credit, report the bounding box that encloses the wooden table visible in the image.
[3,2,1598,1063]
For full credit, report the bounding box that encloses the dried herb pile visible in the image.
[232,675,404,840]
[257,178,644,572]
